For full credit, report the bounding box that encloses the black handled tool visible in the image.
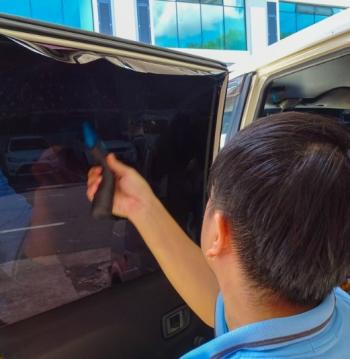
[83,122,115,219]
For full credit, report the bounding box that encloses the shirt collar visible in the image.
[183,290,335,359]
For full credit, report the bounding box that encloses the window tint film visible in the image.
[0,36,223,326]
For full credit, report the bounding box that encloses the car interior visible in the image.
[0,34,227,358]
[260,52,350,129]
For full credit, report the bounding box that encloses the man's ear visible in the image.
[206,212,231,259]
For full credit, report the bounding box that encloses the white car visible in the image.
[4,136,59,177]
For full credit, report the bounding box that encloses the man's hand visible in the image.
[86,154,154,221]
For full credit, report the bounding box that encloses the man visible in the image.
[87,112,350,358]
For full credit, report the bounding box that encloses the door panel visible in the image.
[0,272,213,359]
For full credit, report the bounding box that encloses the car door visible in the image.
[0,14,231,359]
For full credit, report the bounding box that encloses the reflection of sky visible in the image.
[202,4,224,48]
[152,0,246,49]
[153,1,178,47]
[0,0,94,31]
[297,13,314,31]
[225,7,246,50]
[177,2,201,48]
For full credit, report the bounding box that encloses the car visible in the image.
[0,8,349,359]
[4,136,59,177]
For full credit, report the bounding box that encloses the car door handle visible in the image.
[162,305,190,339]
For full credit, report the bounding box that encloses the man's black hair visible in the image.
[209,112,350,305]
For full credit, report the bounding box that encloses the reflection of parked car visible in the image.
[4,136,59,177]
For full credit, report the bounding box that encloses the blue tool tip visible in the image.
[83,122,98,149]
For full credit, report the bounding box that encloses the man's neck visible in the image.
[221,285,315,331]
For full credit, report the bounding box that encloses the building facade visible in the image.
[0,1,349,63]
[92,0,349,63]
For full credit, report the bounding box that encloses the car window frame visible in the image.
[223,72,254,146]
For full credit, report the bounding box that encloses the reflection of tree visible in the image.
[186,43,202,49]
[280,31,292,39]
[202,38,224,50]
[224,29,247,50]
[187,29,246,50]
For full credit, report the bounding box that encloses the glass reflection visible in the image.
[279,1,345,40]
[152,0,247,50]
[0,0,94,31]
[177,2,201,48]
[224,0,244,6]
[224,6,246,50]
[297,13,314,31]
[279,2,295,13]
[201,4,224,49]
[153,0,178,47]
[332,8,343,14]
[280,11,296,39]
[314,15,327,23]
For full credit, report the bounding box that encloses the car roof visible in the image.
[229,8,350,79]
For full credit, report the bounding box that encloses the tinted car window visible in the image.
[0,36,223,326]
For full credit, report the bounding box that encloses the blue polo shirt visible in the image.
[182,287,350,358]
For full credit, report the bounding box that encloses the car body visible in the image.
[0,8,349,359]
[4,136,59,177]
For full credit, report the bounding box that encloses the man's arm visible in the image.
[87,155,219,327]
[132,194,219,327]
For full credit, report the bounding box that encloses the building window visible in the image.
[151,0,247,50]
[137,0,152,44]
[279,2,345,40]
[267,2,278,45]
[177,1,201,48]
[0,0,94,31]
[97,0,113,35]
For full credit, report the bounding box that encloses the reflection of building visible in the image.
[0,1,349,63]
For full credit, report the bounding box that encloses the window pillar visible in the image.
[245,0,268,55]
[267,1,278,45]
[113,0,138,41]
